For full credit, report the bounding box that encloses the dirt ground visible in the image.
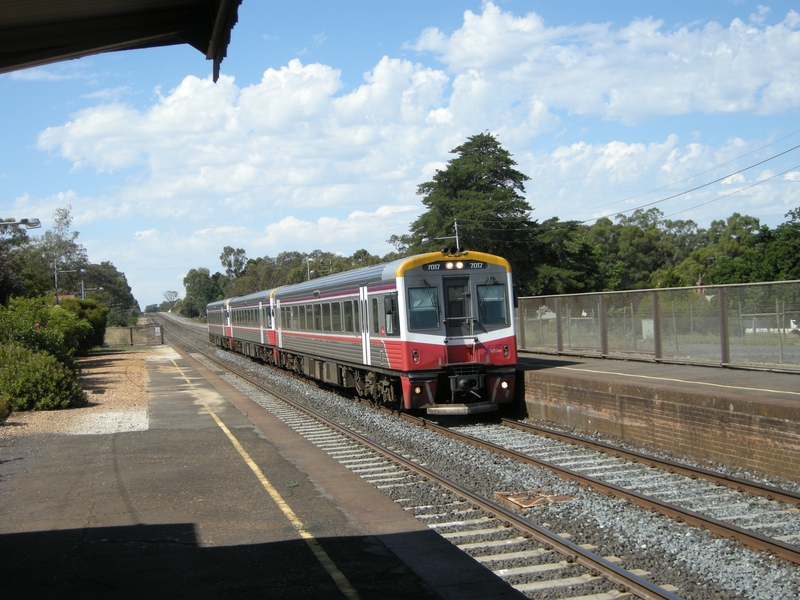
[0,346,173,438]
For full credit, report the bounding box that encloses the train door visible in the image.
[443,277,472,338]
[276,300,282,347]
[359,286,371,365]
[224,303,232,337]
[258,301,264,344]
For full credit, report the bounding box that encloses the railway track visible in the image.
[155,313,800,598]
[156,314,680,598]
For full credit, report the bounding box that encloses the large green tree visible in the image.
[181,268,225,317]
[389,132,538,293]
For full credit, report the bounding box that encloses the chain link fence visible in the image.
[517,280,800,371]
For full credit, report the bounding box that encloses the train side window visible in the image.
[290,306,298,330]
[298,305,306,331]
[322,303,332,332]
[372,297,380,335]
[305,304,312,330]
[383,294,399,336]
[313,304,322,331]
[353,301,360,333]
[408,287,440,329]
[343,301,353,332]
[477,284,508,326]
[331,302,341,332]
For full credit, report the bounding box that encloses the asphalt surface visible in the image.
[0,348,522,599]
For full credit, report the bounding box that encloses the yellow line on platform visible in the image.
[170,360,359,599]
[554,366,800,397]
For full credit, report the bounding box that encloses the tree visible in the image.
[181,268,224,317]
[82,261,138,311]
[390,132,538,292]
[220,247,247,279]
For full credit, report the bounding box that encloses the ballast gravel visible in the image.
[211,348,800,600]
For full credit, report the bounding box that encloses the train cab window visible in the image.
[313,304,322,331]
[383,294,399,336]
[477,284,509,326]
[372,298,380,335]
[331,302,341,332]
[408,287,440,330]
[343,301,353,332]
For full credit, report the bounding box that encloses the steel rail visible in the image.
[500,418,800,507]
[413,418,800,566]
[156,316,679,600]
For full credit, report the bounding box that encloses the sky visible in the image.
[1,0,799,308]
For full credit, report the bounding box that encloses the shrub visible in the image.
[60,298,109,353]
[0,343,86,411]
[0,395,9,421]
[0,297,92,371]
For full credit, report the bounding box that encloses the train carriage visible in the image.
[208,250,517,415]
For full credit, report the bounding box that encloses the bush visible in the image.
[0,297,92,371]
[60,298,109,353]
[0,343,86,411]
[0,395,9,422]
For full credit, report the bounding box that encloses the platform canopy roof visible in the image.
[0,0,243,81]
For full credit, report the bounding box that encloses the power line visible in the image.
[664,163,800,218]
[579,142,800,223]
[559,128,800,217]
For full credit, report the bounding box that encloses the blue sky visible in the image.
[2,1,799,307]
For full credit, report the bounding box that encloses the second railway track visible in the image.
[156,313,800,599]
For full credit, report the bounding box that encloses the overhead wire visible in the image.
[579,142,800,223]
[558,128,800,217]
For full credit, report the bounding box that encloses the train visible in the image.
[207,250,517,415]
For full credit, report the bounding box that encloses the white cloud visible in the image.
[24,3,800,305]
[409,2,800,123]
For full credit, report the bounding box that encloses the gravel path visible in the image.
[0,347,164,438]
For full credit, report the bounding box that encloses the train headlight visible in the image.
[455,261,463,269]
[445,262,454,269]
[501,381,509,389]
[412,349,419,363]
[503,344,510,358]
[414,386,422,394]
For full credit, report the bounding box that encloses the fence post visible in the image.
[719,287,730,364]
[599,295,608,355]
[555,298,563,353]
[129,326,134,347]
[652,291,662,360]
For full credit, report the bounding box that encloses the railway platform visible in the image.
[0,347,522,599]
[518,352,800,480]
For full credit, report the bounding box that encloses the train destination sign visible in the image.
[422,261,488,271]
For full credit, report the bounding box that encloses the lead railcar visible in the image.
[207,250,517,414]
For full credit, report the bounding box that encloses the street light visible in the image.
[79,280,104,299]
[304,257,316,281]
[53,262,87,304]
[421,220,461,252]
[1,217,41,229]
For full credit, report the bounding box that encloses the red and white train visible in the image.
[207,250,517,414]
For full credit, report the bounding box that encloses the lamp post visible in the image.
[304,257,316,281]
[79,280,103,299]
[53,262,87,304]
[421,219,461,252]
